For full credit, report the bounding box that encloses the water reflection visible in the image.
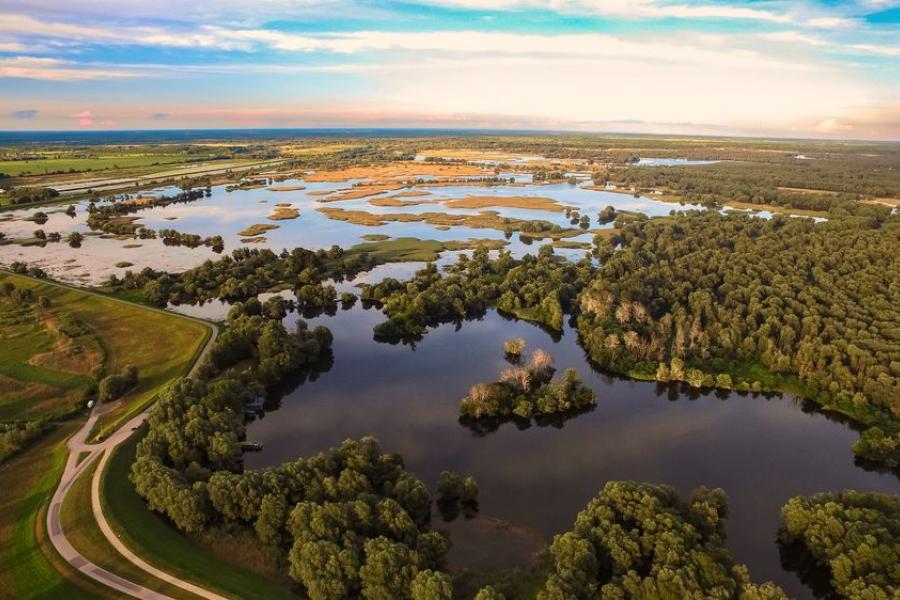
[0,176,696,284]
[239,306,898,599]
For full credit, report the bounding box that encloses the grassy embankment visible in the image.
[0,422,112,599]
[0,274,210,441]
[0,272,213,596]
[61,458,197,599]
[97,430,299,599]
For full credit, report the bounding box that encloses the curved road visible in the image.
[36,276,225,600]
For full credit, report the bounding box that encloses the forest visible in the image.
[360,246,594,342]
[779,491,899,598]
[577,207,900,468]
[539,481,787,599]
[613,159,899,211]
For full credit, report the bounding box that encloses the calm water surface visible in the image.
[237,305,899,599]
[0,176,702,283]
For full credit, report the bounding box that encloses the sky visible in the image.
[0,1,898,139]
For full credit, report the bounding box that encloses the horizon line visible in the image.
[1,126,898,144]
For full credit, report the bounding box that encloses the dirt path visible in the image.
[29,274,224,599]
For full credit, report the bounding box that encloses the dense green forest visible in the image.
[129,295,521,599]
[578,208,900,467]
[109,245,377,308]
[539,481,786,599]
[613,160,897,211]
[779,491,899,598]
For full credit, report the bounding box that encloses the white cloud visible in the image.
[757,31,826,46]
[424,1,793,22]
[814,118,854,133]
[0,56,137,80]
[806,17,858,29]
[848,43,900,57]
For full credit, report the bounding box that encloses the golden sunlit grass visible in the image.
[237,223,280,236]
[266,207,300,221]
[443,195,567,212]
[304,161,487,182]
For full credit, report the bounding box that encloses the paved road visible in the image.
[34,274,225,599]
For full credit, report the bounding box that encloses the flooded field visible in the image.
[0,171,702,284]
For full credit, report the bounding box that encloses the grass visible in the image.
[0,422,111,599]
[267,207,300,221]
[61,456,196,599]
[0,291,94,421]
[346,237,509,263]
[101,430,298,600]
[369,196,437,207]
[0,274,210,441]
[347,237,447,262]
[303,161,485,182]
[318,206,583,240]
[237,223,280,237]
[443,195,567,212]
[0,154,201,177]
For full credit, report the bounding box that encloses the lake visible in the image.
[238,303,899,599]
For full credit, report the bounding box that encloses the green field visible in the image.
[102,431,298,599]
[0,154,206,177]
[0,292,94,421]
[0,274,211,439]
[0,273,216,597]
[0,422,110,599]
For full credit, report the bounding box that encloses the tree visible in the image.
[436,471,463,504]
[360,537,418,600]
[461,477,479,508]
[410,570,452,600]
[66,231,84,248]
[475,586,506,600]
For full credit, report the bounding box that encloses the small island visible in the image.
[459,344,596,424]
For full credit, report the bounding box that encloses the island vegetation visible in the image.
[459,347,596,425]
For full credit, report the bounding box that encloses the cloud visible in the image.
[10,109,39,119]
[72,109,113,126]
[73,109,94,126]
[756,31,826,46]
[151,112,169,119]
[0,56,136,80]
[815,118,854,133]
[809,103,900,139]
[847,43,900,57]
[806,17,858,29]
[422,1,793,23]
